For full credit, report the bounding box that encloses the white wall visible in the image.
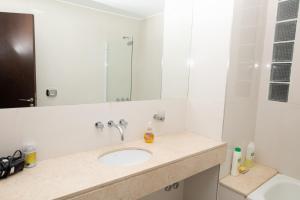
[161,0,193,99]
[0,0,235,156]
[254,0,300,180]
[132,14,164,101]
[161,1,234,178]
[0,0,238,199]
[162,0,234,199]
[0,99,186,160]
[220,0,300,182]
[186,0,234,141]
[221,0,268,177]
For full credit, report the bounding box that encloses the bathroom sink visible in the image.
[98,148,152,167]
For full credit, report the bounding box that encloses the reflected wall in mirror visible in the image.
[0,0,164,108]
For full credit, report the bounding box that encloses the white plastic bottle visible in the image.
[231,147,242,176]
[245,142,255,168]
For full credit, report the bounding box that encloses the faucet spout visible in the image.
[115,124,125,141]
[108,120,127,141]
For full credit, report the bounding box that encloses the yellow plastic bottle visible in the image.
[144,121,154,143]
[23,144,37,168]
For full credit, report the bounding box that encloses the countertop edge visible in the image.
[219,164,278,197]
[220,173,278,197]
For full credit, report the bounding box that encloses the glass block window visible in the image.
[269,83,289,102]
[270,63,291,82]
[269,0,299,102]
[277,0,299,21]
[275,21,297,42]
[272,42,294,62]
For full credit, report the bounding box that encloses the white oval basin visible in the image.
[98,149,152,167]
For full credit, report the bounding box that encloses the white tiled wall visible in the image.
[0,99,187,160]
[221,0,268,177]
[186,0,234,141]
[160,1,237,199]
[221,0,300,182]
[254,0,300,180]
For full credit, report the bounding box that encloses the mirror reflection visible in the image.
[0,0,165,108]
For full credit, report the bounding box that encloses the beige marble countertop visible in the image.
[0,132,226,200]
[220,163,278,196]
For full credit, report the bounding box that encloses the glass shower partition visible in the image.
[106,36,133,102]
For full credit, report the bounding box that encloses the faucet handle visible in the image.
[107,120,115,128]
[119,119,128,128]
[95,121,104,130]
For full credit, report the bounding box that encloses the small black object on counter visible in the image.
[0,150,25,179]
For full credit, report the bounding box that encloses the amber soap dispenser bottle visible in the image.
[144,121,154,143]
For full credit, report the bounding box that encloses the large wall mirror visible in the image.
[0,0,165,108]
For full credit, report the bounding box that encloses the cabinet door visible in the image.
[0,12,36,108]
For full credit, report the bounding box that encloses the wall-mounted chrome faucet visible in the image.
[107,119,128,141]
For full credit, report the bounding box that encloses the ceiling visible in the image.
[61,0,165,19]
